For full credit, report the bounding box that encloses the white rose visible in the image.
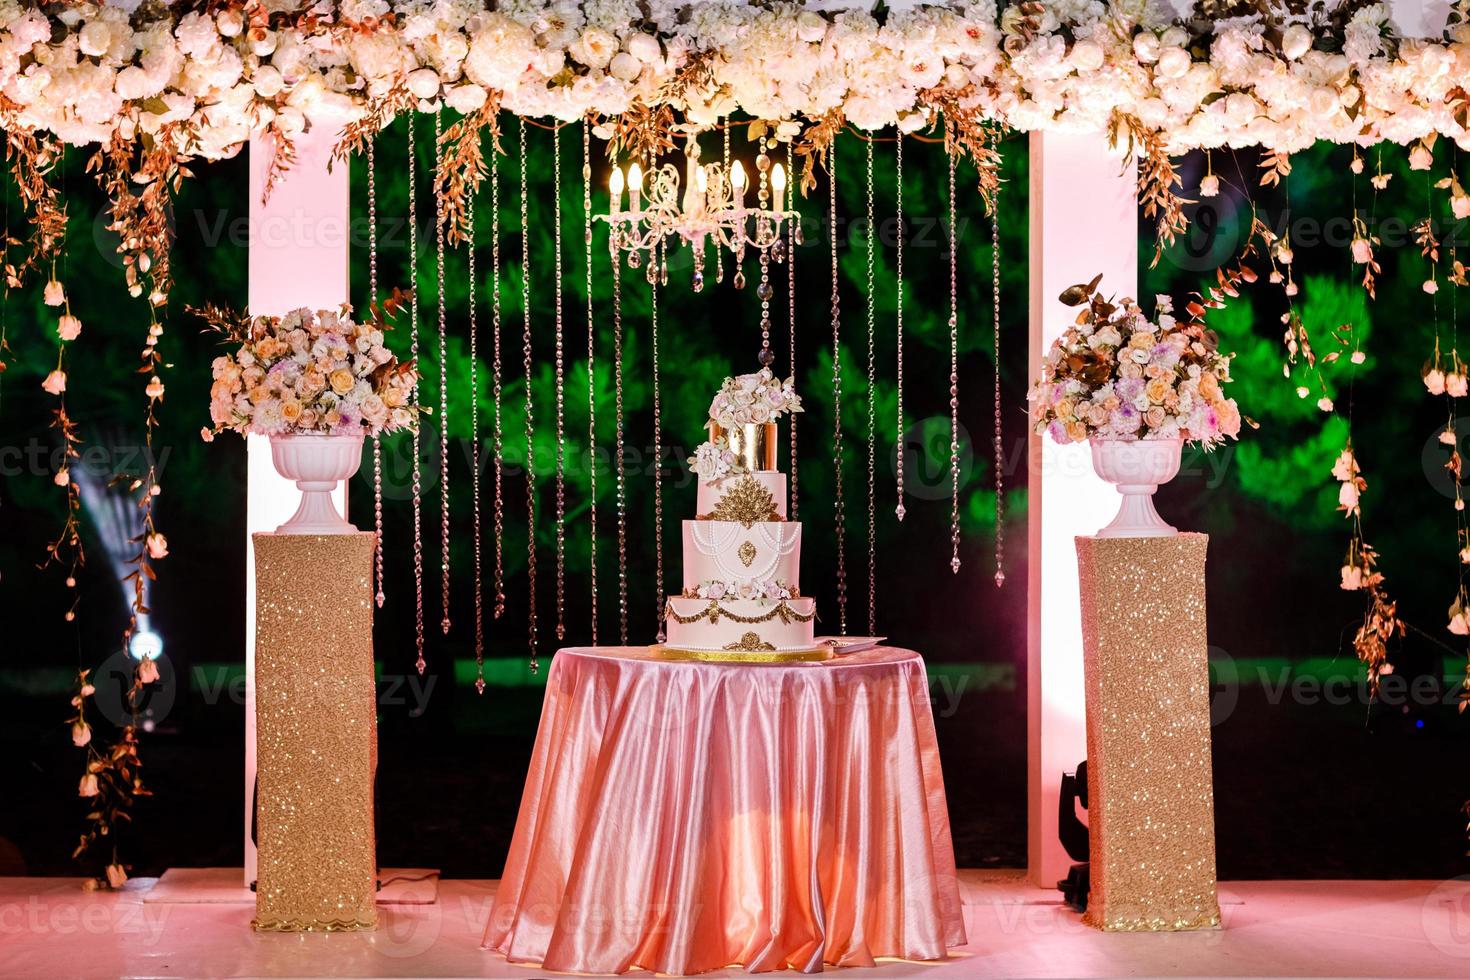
[463,15,537,91]
[1281,25,1312,60]
[445,84,488,114]
[78,21,112,58]
[1136,96,1168,127]
[609,51,641,81]
[796,11,828,44]
[253,64,284,98]
[1132,32,1160,64]
[1155,46,1190,80]
[1160,26,1189,48]
[1308,88,1337,118]
[569,28,617,69]
[1224,92,1257,124]
[625,32,661,65]
[217,10,245,38]
[406,67,441,99]
[1069,39,1104,72]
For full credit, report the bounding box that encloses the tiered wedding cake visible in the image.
[659,367,824,661]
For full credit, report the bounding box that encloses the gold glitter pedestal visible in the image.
[1075,532,1220,932]
[251,532,378,932]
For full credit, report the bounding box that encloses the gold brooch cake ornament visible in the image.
[700,475,782,526]
[724,632,777,652]
[738,540,757,566]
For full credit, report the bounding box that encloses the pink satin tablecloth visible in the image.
[482,645,966,975]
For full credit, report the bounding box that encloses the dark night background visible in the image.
[0,120,1466,883]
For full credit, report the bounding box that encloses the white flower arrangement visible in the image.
[204,304,420,439]
[708,367,803,429]
[4,1,1470,168]
[684,578,800,601]
[687,367,802,483]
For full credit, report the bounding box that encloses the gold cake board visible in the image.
[649,643,832,664]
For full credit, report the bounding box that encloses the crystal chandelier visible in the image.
[601,135,800,291]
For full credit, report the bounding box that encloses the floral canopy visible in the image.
[3,0,1470,295]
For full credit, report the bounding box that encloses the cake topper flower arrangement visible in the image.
[1028,276,1242,449]
[688,367,802,483]
[196,290,421,440]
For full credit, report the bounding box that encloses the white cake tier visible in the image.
[682,520,801,594]
[695,471,787,522]
[663,596,817,653]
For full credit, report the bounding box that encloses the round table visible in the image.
[482,646,966,975]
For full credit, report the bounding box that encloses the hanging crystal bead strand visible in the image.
[491,128,507,621]
[757,147,774,364]
[830,138,847,635]
[652,253,665,642]
[894,135,906,522]
[864,136,877,635]
[553,125,567,642]
[436,109,451,636]
[469,177,485,692]
[520,117,539,673]
[612,213,629,646]
[583,120,599,645]
[409,113,426,675]
[786,141,799,520]
[947,143,961,576]
[991,142,1005,588]
[368,137,386,607]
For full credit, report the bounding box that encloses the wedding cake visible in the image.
[659,367,825,661]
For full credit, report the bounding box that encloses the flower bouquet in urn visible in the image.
[1027,275,1243,537]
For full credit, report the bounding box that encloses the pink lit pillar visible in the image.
[245,128,352,886]
[1027,131,1133,887]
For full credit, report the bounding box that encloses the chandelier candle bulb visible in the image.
[628,162,643,214]
[609,166,624,213]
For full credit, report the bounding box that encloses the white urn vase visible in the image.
[270,432,364,535]
[1089,437,1183,538]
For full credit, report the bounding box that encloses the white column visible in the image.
[245,128,352,886]
[1027,131,1133,888]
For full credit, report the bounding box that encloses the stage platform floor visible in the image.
[2,871,1466,978]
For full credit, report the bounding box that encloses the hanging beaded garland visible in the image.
[436,109,452,636]
[491,127,507,620]
[755,166,774,363]
[864,136,877,635]
[652,255,665,642]
[946,145,962,576]
[409,112,427,675]
[830,137,848,635]
[894,135,906,522]
[612,194,629,646]
[583,120,600,645]
[715,119,729,285]
[368,138,386,607]
[991,139,1005,588]
[520,117,539,673]
[553,125,567,642]
[469,176,485,693]
[786,140,799,521]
